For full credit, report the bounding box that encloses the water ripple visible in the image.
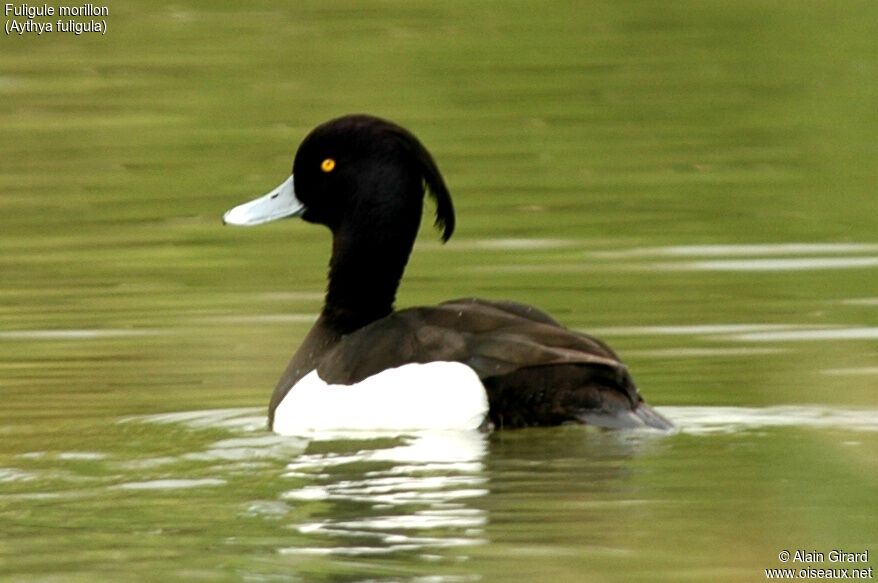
[654,257,878,271]
[594,243,878,258]
[0,328,164,340]
[662,406,878,435]
[111,478,227,491]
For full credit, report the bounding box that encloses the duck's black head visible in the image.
[292,115,455,241]
[223,114,455,331]
[224,114,454,242]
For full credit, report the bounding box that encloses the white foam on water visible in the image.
[660,406,878,435]
[119,407,265,431]
[595,243,878,258]
[587,243,878,272]
[0,329,164,340]
[581,324,878,343]
[111,478,227,491]
[626,347,787,358]
[469,238,574,250]
[424,238,575,252]
[725,327,878,341]
[586,324,809,337]
[257,291,324,301]
[57,452,108,461]
[123,405,878,440]
[842,298,878,306]
[654,257,878,271]
[210,313,317,324]
[821,367,878,376]
[0,468,37,483]
[184,434,308,462]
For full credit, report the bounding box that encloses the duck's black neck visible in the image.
[321,222,417,334]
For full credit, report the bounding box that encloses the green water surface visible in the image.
[1,1,876,581]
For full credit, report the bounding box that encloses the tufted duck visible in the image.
[223,114,672,435]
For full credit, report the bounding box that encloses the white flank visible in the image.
[273,362,489,436]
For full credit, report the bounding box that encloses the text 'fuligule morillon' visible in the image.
[4,3,108,18]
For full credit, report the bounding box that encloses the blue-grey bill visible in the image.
[223,175,304,226]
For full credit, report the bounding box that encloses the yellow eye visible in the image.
[321,158,336,173]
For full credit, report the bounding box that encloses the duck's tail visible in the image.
[484,363,674,431]
[578,401,674,431]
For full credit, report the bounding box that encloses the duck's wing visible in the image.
[318,297,622,382]
[316,298,672,430]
